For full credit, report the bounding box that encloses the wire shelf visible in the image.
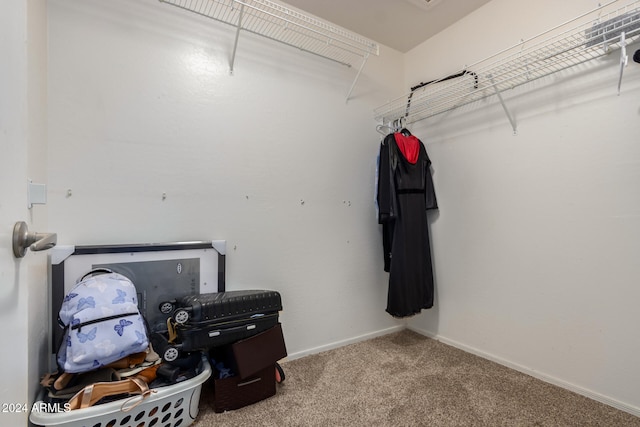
[374,0,640,126]
[159,0,379,67]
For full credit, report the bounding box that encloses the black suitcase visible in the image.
[168,290,282,325]
[153,290,282,362]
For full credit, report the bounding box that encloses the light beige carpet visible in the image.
[193,330,640,426]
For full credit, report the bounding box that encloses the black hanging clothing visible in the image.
[377,132,437,318]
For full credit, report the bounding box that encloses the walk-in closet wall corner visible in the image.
[403,0,640,417]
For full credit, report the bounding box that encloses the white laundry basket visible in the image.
[29,355,211,427]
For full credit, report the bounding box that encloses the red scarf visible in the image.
[394,133,420,164]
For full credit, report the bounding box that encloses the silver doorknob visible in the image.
[12,221,57,258]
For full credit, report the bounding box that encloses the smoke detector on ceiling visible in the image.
[405,0,443,11]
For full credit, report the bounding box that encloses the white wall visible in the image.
[46,0,405,364]
[405,0,640,415]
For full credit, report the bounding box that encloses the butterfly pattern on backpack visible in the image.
[57,270,149,374]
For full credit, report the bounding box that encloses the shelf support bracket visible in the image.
[229,4,245,75]
[488,74,517,135]
[617,31,628,95]
[345,52,370,103]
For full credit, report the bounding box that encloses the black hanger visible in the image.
[400,128,412,136]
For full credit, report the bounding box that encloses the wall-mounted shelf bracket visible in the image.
[489,75,517,134]
[229,3,245,75]
[346,52,370,103]
[618,31,629,94]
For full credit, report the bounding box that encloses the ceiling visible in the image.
[283,0,492,53]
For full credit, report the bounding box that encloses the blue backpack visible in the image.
[57,269,149,373]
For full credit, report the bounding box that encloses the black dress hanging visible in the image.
[377,132,438,317]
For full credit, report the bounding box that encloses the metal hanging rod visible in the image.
[374,0,640,131]
[159,0,379,100]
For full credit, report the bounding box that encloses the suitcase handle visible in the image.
[208,323,256,338]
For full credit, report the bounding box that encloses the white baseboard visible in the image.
[407,325,640,419]
[286,325,405,361]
